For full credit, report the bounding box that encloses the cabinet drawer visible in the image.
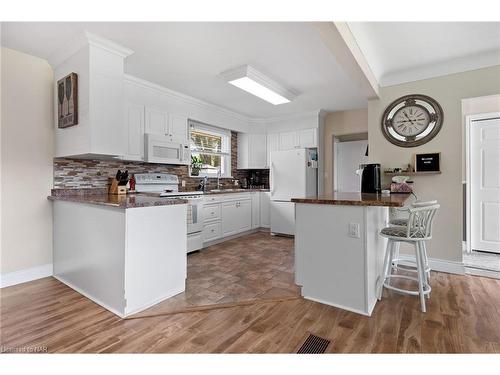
[203,204,221,222]
[203,222,221,242]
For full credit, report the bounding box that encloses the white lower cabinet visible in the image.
[202,193,265,245]
[221,199,251,237]
[260,192,271,228]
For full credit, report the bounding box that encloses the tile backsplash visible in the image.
[53,131,269,191]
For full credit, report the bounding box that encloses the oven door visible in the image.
[144,133,189,165]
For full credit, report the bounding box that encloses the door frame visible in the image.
[465,112,500,254]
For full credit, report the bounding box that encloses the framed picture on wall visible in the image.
[57,72,78,128]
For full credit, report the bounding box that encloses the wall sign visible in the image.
[57,72,78,128]
[415,152,441,172]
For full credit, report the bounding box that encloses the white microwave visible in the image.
[144,133,190,165]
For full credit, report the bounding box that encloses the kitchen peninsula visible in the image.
[292,192,410,316]
[48,189,188,318]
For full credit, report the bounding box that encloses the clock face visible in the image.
[392,105,430,137]
[381,95,443,147]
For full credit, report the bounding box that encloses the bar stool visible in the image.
[378,204,440,312]
[389,200,437,281]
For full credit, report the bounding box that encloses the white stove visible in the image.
[135,173,204,253]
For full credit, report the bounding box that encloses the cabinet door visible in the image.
[266,133,280,168]
[260,192,270,228]
[124,104,145,161]
[168,114,188,141]
[237,199,252,233]
[145,107,168,135]
[237,133,250,169]
[251,193,260,229]
[249,134,267,169]
[221,201,239,237]
[298,128,317,148]
[279,131,298,150]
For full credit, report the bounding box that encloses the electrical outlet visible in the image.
[348,223,360,238]
[181,180,186,187]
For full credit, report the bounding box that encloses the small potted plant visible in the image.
[191,155,203,176]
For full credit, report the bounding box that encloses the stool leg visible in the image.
[378,239,393,300]
[392,242,400,270]
[415,241,426,313]
[422,241,431,280]
[419,241,431,299]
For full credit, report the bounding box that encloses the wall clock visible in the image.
[381,94,443,147]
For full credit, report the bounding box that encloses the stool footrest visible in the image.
[383,275,431,296]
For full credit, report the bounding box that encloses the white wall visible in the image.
[1,47,54,281]
[323,108,368,194]
[368,65,500,263]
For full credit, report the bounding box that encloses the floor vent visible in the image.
[297,333,331,354]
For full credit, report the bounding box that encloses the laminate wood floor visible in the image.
[1,233,500,353]
[132,231,300,317]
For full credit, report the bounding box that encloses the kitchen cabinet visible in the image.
[202,222,222,242]
[297,128,317,148]
[260,191,271,228]
[279,131,299,150]
[251,192,261,229]
[124,103,145,161]
[221,199,251,237]
[266,133,280,168]
[237,133,267,169]
[145,107,188,142]
[145,107,168,135]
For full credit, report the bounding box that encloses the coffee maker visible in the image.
[361,163,381,193]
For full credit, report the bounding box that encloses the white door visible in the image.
[124,103,144,161]
[279,131,298,150]
[237,200,252,233]
[145,107,168,135]
[251,193,261,229]
[270,149,306,201]
[221,201,239,237]
[471,117,500,253]
[249,134,267,169]
[336,140,368,192]
[271,201,295,235]
[168,114,188,141]
[260,192,271,228]
[266,133,280,168]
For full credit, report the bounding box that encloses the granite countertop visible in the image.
[291,192,410,207]
[48,189,187,209]
[203,188,270,195]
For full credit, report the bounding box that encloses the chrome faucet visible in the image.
[201,176,208,192]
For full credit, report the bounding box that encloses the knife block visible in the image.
[109,178,127,195]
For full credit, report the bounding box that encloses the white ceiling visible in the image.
[0,22,367,118]
[348,22,500,86]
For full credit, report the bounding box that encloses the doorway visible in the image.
[465,113,500,273]
[332,133,368,193]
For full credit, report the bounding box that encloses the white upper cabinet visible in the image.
[145,107,168,135]
[168,114,188,142]
[124,103,145,161]
[266,133,280,168]
[297,128,318,148]
[237,133,267,169]
[279,131,299,150]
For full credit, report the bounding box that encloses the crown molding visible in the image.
[379,49,500,87]
[48,30,134,68]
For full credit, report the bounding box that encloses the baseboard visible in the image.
[202,228,263,247]
[0,263,53,288]
[398,254,465,275]
[465,267,500,280]
[303,295,371,317]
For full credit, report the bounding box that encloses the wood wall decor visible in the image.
[57,72,78,128]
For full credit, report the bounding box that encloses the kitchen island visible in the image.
[49,189,188,318]
[291,192,410,316]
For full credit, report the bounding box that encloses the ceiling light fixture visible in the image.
[220,65,297,105]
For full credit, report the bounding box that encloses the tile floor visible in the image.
[132,231,300,317]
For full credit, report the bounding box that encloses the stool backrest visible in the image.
[407,204,440,239]
[412,200,438,207]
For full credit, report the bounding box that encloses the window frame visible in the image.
[189,121,232,178]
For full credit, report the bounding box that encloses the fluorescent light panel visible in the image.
[221,65,296,105]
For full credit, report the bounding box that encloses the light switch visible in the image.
[348,223,360,238]
[181,180,186,187]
